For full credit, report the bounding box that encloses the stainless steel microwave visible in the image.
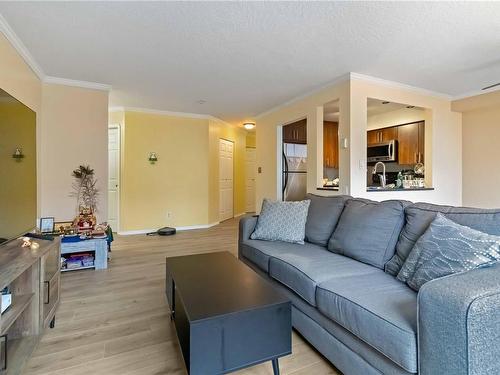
[367,140,397,163]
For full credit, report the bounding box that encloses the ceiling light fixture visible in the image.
[243,122,255,130]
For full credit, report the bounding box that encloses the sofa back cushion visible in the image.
[305,194,350,246]
[385,203,500,275]
[328,199,410,269]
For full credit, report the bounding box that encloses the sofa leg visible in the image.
[272,358,280,375]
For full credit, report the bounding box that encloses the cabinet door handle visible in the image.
[1,334,7,371]
[44,281,50,305]
[415,153,418,163]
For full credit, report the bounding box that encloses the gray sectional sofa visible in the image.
[238,194,500,375]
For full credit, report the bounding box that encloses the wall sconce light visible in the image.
[148,152,158,164]
[243,122,255,130]
[12,147,24,161]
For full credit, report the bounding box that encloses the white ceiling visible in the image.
[1,2,500,124]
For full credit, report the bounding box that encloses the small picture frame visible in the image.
[54,221,74,234]
[40,217,55,233]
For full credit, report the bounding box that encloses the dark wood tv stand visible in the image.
[0,237,61,374]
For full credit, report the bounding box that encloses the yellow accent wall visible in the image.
[0,100,36,239]
[120,111,209,230]
[246,132,256,148]
[208,119,247,224]
[0,33,41,227]
[109,110,124,126]
[113,111,248,232]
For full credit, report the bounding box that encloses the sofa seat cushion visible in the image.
[240,239,328,273]
[268,251,379,306]
[316,272,417,373]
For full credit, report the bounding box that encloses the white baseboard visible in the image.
[233,212,246,218]
[176,222,219,231]
[118,222,220,236]
[117,228,156,236]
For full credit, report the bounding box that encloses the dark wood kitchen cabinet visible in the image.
[418,121,425,164]
[283,119,307,144]
[323,121,339,168]
[398,121,425,164]
[367,126,397,145]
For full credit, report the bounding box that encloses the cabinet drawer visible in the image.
[42,273,60,327]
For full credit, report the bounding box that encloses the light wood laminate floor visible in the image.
[23,218,339,375]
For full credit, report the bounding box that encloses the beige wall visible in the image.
[256,80,351,205]
[0,33,110,226]
[459,105,500,208]
[367,107,429,130]
[0,34,41,114]
[255,77,463,209]
[40,83,109,221]
[350,79,462,203]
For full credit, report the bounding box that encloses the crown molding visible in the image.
[255,73,351,119]
[349,72,452,100]
[451,85,500,102]
[109,105,236,129]
[44,76,111,91]
[109,105,212,119]
[0,13,44,79]
[0,13,113,92]
[255,72,455,119]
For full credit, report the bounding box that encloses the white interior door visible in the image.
[219,139,234,222]
[108,126,120,232]
[245,148,256,212]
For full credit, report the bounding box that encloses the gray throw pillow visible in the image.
[251,199,311,244]
[397,213,500,291]
[385,203,500,276]
[328,199,410,269]
[305,194,349,246]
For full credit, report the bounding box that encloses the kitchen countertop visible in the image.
[317,186,339,191]
[366,187,434,192]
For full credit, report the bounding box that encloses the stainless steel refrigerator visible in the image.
[282,143,307,201]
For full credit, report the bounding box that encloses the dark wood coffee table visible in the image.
[165,252,291,375]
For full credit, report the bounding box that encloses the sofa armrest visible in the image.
[238,215,258,258]
[417,262,500,375]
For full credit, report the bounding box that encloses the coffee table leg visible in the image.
[272,358,280,375]
[170,279,175,320]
